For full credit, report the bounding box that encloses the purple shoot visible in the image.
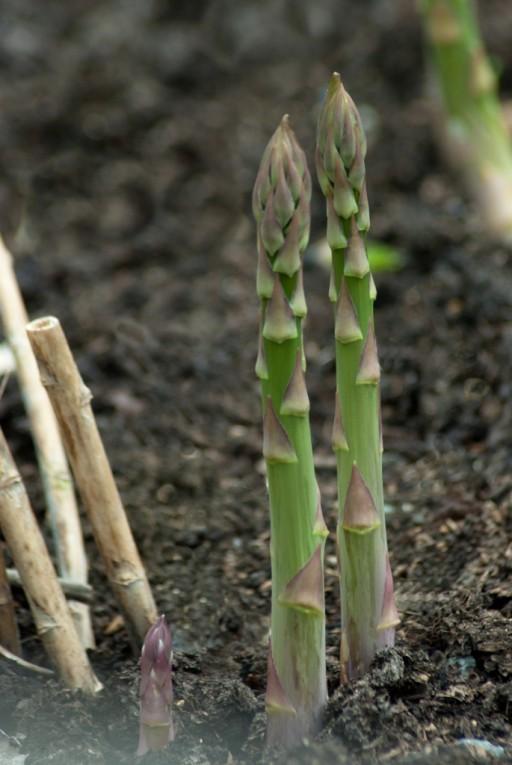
[137,614,174,756]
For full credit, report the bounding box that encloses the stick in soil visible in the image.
[0,543,21,656]
[316,74,399,682]
[0,643,54,675]
[0,429,101,692]
[253,116,327,747]
[0,236,93,649]
[7,568,93,604]
[420,0,512,239]
[27,316,158,648]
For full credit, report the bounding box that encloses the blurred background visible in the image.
[0,0,509,279]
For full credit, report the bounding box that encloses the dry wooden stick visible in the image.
[0,236,94,649]
[0,544,21,656]
[7,568,93,604]
[0,642,54,676]
[27,316,158,647]
[0,429,101,692]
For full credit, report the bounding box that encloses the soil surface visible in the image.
[0,1,511,764]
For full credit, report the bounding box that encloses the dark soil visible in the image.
[0,1,511,763]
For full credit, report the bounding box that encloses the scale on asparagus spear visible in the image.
[253,116,328,747]
[316,73,399,682]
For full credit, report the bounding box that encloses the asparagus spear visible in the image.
[420,0,512,239]
[316,74,399,682]
[137,615,174,756]
[253,116,327,747]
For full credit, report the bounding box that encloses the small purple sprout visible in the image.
[137,614,174,756]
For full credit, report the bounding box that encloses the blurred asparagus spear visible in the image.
[253,116,327,747]
[421,0,512,239]
[316,74,399,682]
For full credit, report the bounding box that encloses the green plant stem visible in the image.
[332,258,381,509]
[262,327,326,745]
[332,247,389,681]
[254,117,327,747]
[316,74,399,682]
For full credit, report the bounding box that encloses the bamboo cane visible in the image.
[27,316,158,647]
[0,236,93,649]
[0,543,21,656]
[7,568,93,604]
[0,429,101,692]
[0,643,53,675]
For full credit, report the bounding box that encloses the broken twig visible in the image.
[6,568,93,604]
[0,643,54,676]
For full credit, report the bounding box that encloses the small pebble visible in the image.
[457,739,505,758]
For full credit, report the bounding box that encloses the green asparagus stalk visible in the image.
[316,74,399,682]
[420,0,512,238]
[253,116,327,747]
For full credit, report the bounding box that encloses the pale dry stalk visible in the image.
[0,236,93,648]
[0,429,100,692]
[7,567,93,603]
[27,316,158,647]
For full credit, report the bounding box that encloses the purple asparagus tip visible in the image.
[137,614,174,756]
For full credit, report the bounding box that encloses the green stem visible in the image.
[316,74,399,682]
[332,253,381,511]
[254,117,327,747]
[262,330,326,745]
[332,242,389,681]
